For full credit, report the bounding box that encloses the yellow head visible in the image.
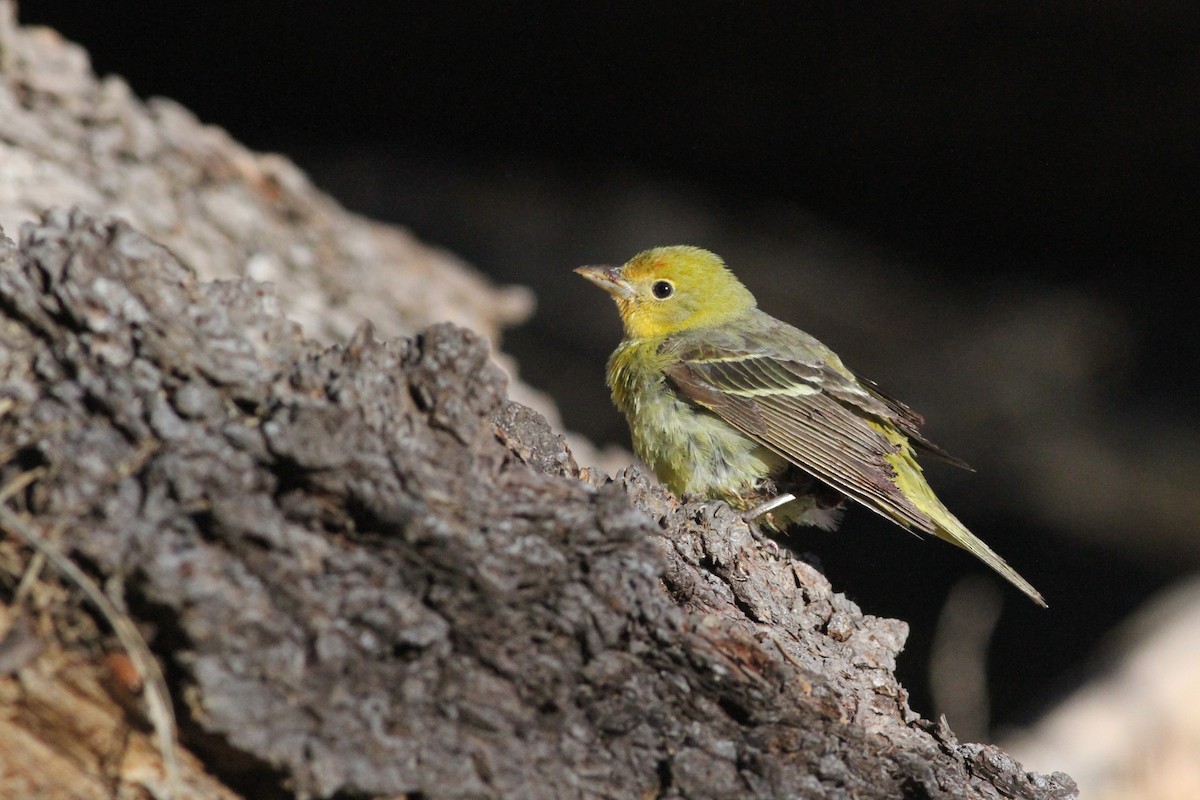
[576,246,757,339]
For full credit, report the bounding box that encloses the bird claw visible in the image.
[741,494,796,557]
[742,514,781,556]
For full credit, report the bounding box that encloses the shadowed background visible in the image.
[23,0,1199,767]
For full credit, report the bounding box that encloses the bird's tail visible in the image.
[927,502,1047,608]
[877,426,1047,607]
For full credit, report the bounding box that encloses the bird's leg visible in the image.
[743,493,796,520]
[741,493,796,556]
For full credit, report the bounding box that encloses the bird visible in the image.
[576,245,1046,607]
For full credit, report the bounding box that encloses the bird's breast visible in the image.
[607,340,782,501]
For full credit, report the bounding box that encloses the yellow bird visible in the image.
[577,245,1045,607]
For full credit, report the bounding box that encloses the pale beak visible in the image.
[575,265,635,301]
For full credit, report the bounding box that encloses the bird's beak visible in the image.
[575,265,635,301]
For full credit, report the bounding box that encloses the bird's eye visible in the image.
[651,280,674,299]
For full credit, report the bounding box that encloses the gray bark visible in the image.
[0,210,1076,799]
[0,3,1076,797]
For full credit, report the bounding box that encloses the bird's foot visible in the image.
[744,519,780,555]
[741,494,794,556]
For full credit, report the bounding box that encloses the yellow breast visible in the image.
[607,339,780,500]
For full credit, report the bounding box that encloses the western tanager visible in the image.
[577,245,1045,607]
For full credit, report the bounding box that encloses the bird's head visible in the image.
[575,246,756,339]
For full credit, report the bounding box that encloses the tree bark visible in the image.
[0,210,1076,799]
[0,5,1076,799]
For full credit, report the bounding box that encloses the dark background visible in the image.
[24,1,1199,742]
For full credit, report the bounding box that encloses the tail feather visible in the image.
[929,506,1047,608]
[875,424,1047,607]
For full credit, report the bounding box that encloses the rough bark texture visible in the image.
[0,4,1077,798]
[0,210,1076,799]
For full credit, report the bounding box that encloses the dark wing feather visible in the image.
[851,373,972,470]
[661,315,941,532]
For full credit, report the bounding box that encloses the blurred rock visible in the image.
[1003,577,1200,800]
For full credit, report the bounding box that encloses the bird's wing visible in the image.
[850,373,972,469]
[660,317,942,532]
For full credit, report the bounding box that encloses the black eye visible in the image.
[652,280,674,299]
